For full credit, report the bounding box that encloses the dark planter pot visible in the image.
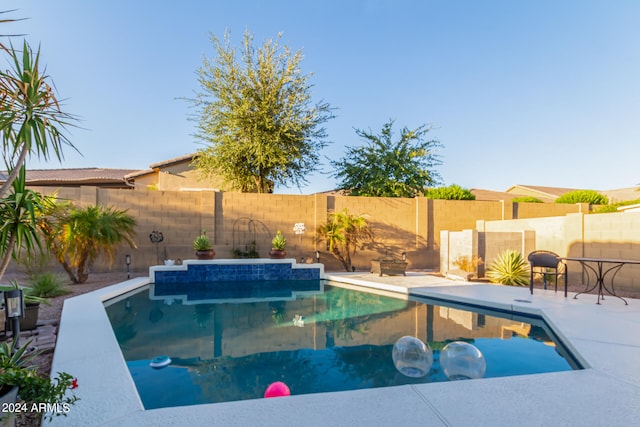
[6,303,39,332]
[269,249,286,259]
[0,385,18,426]
[195,249,216,260]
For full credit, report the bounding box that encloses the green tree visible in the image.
[425,184,475,200]
[316,209,371,272]
[41,204,137,284]
[190,30,334,193]
[331,120,442,197]
[0,40,77,197]
[0,166,52,280]
[555,190,608,205]
[512,196,543,203]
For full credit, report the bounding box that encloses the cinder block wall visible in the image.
[467,212,640,293]
[11,187,589,278]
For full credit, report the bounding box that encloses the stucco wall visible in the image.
[452,212,640,293]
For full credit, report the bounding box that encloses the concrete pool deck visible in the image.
[49,272,640,426]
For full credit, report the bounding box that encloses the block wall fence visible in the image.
[14,187,587,276]
[441,211,640,293]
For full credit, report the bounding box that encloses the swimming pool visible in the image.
[105,280,578,409]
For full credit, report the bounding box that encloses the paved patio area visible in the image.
[49,271,640,426]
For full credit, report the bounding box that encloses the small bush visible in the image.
[425,184,475,200]
[512,196,543,203]
[555,190,608,205]
[594,198,640,213]
[487,250,530,287]
[453,256,483,273]
[28,272,71,298]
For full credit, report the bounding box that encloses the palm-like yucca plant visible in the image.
[317,209,371,272]
[487,250,530,287]
[0,166,53,280]
[0,40,78,198]
[41,203,137,284]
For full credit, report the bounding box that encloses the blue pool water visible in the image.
[105,281,578,409]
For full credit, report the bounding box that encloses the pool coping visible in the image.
[49,272,640,426]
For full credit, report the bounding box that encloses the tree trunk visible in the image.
[0,234,16,282]
[0,143,28,198]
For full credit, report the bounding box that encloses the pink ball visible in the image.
[264,381,291,398]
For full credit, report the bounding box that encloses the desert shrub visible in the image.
[425,184,475,200]
[593,198,640,213]
[487,250,529,287]
[555,190,608,205]
[512,196,543,203]
[28,272,71,298]
[453,256,483,273]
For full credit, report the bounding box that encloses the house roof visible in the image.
[602,187,640,203]
[505,184,580,199]
[0,168,139,187]
[149,153,197,169]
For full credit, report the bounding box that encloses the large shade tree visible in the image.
[331,120,442,197]
[190,30,334,193]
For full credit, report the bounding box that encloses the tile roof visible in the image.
[0,168,140,186]
[148,153,197,169]
[505,184,580,199]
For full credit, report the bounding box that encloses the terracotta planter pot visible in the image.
[195,249,216,260]
[268,249,286,259]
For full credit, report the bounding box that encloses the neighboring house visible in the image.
[504,185,579,202]
[601,187,640,203]
[0,153,229,193]
[506,184,640,203]
[124,153,227,191]
[0,168,139,189]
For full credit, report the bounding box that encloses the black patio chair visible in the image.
[528,250,567,297]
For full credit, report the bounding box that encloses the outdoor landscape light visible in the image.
[125,254,131,279]
[315,250,320,263]
[402,252,407,261]
[4,288,24,345]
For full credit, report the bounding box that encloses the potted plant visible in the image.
[0,281,50,332]
[269,230,287,259]
[193,230,215,260]
[0,339,79,424]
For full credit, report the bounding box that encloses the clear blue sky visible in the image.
[4,0,640,194]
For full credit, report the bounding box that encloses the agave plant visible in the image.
[487,250,530,287]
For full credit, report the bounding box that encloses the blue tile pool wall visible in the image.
[153,262,321,285]
[152,279,323,302]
